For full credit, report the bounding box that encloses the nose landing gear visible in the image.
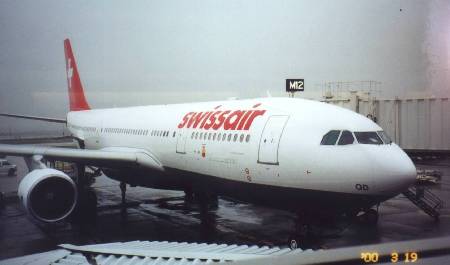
[357,208,379,225]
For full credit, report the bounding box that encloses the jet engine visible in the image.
[18,168,77,223]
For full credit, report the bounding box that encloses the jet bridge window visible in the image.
[338,130,355,145]
[354,131,383,145]
[377,131,392,144]
[320,130,341,145]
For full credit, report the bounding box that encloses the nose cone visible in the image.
[373,144,416,195]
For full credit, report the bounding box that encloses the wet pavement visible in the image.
[1,156,450,260]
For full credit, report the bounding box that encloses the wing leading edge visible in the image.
[0,113,66,123]
[0,144,164,172]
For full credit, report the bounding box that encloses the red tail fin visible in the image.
[64,39,90,111]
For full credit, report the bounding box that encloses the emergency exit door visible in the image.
[258,115,289,165]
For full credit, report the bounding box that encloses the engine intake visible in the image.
[18,168,77,223]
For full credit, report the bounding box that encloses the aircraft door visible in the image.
[176,129,187,154]
[258,115,289,165]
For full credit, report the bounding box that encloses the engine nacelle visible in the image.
[18,168,77,223]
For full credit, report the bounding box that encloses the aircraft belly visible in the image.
[141,167,389,213]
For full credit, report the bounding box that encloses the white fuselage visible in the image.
[67,97,416,213]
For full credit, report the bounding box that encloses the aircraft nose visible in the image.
[373,145,416,194]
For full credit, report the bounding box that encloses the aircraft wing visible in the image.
[0,113,66,123]
[0,144,164,171]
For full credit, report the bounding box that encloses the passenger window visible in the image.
[199,132,203,139]
[217,133,221,141]
[246,134,250,142]
[208,133,212,140]
[213,133,216,141]
[222,133,226,141]
[204,132,207,140]
[227,134,232,141]
[233,134,238,142]
[191,132,195,139]
[338,130,354,145]
[240,134,244,142]
[173,131,176,137]
[320,130,341,145]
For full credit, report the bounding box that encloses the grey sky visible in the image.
[0,0,449,134]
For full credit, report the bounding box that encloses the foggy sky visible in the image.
[0,0,449,134]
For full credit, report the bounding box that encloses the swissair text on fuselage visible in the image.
[177,109,266,130]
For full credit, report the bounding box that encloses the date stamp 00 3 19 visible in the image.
[361,251,419,263]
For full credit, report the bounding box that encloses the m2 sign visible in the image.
[286,79,304,92]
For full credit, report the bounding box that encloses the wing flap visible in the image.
[0,144,164,172]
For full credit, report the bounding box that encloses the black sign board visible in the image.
[286,79,304,92]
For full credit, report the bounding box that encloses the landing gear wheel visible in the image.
[366,208,378,225]
[360,208,378,225]
[288,236,299,250]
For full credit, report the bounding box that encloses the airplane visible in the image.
[0,39,416,242]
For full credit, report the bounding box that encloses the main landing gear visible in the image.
[184,188,218,226]
[288,213,312,249]
[69,163,98,225]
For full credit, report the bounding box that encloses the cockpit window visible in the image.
[338,130,355,145]
[377,131,392,144]
[321,130,341,145]
[354,131,383,145]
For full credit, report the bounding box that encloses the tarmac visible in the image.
[1,154,450,261]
